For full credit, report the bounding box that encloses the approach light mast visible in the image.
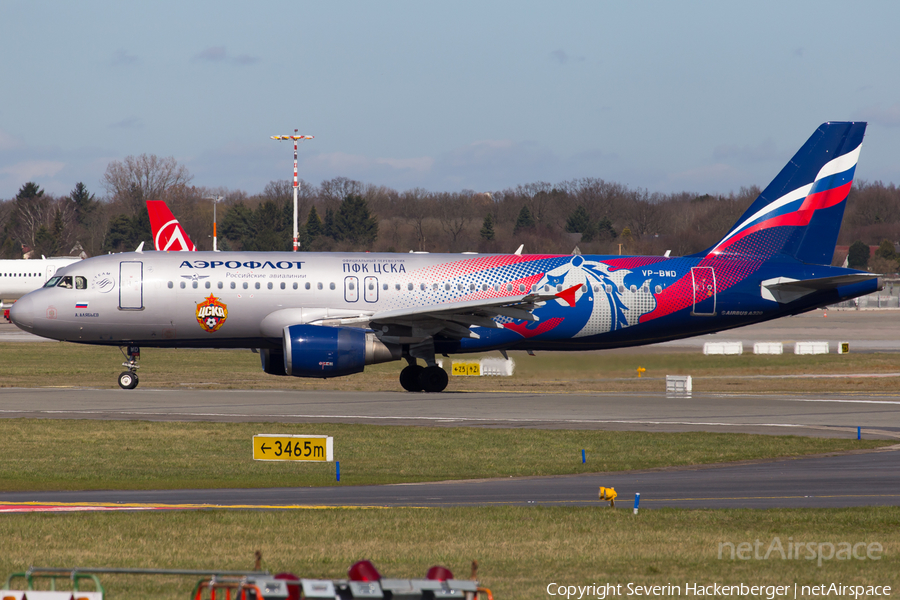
[270,131,314,252]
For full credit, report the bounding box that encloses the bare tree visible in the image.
[436,192,471,252]
[102,154,193,216]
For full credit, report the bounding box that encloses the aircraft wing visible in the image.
[333,289,574,340]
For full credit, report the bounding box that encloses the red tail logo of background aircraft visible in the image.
[147,200,196,251]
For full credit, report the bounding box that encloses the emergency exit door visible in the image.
[690,266,716,316]
[119,261,144,310]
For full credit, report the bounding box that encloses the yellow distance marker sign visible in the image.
[253,434,334,462]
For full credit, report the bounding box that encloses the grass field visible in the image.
[2,342,898,599]
[1,508,897,599]
[0,419,888,491]
[2,342,900,393]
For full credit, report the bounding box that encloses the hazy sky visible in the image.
[2,1,899,200]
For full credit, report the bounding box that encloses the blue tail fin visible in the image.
[705,122,866,264]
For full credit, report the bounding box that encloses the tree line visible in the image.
[2,154,899,273]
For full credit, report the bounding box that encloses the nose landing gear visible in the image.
[118,345,140,389]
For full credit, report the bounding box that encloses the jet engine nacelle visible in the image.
[282,324,400,378]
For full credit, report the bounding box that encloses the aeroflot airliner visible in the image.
[10,122,880,392]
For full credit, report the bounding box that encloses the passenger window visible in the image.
[383,283,388,291]
[167,281,174,289]
[281,282,286,290]
[655,285,662,294]
[230,282,236,289]
[255,282,261,290]
[329,282,336,290]
[180,281,186,289]
[57,276,73,289]
[192,281,198,289]
[432,283,438,291]
[218,281,223,289]
[445,283,451,291]
[470,283,476,291]
[556,285,562,292]
[304,282,310,290]
[243,282,249,290]
[506,284,512,292]
[349,282,355,290]
[317,282,323,290]
[267,282,273,290]
[407,283,413,291]
[581,284,587,292]
[420,283,426,291]
[630,285,637,293]
[293,282,298,290]
[75,276,87,289]
[205,281,211,289]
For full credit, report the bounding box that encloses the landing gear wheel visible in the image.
[399,365,424,392]
[118,371,139,390]
[418,365,449,393]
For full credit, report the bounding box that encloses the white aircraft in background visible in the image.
[1,256,82,304]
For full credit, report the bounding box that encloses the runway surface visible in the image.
[3,387,900,438]
[1,445,897,510]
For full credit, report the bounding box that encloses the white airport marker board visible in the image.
[253,434,334,462]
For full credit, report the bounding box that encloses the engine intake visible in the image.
[283,324,400,378]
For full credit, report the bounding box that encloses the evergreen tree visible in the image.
[245,200,290,251]
[848,240,870,269]
[565,205,591,234]
[480,213,495,241]
[333,194,378,246]
[323,208,336,239]
[596,217,617,239]
[513,205,536,234]
[16,181,44,200]
[219,202,253,249]
[70,182,97,226]
[875,239,897,261]
[306,205,323,238]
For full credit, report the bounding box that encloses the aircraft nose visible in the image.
[9,295,34,330]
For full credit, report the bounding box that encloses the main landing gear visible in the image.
[118,345,140,390]
[399,360,449,393]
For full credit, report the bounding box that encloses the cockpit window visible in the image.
[75,276,87,290]
[57,276,73,289]
[44,276,61,288]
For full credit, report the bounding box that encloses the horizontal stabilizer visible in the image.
[761,273,880,304]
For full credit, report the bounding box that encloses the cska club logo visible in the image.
[196,294,228,333]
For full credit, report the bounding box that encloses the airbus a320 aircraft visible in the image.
[11,122,880,392]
